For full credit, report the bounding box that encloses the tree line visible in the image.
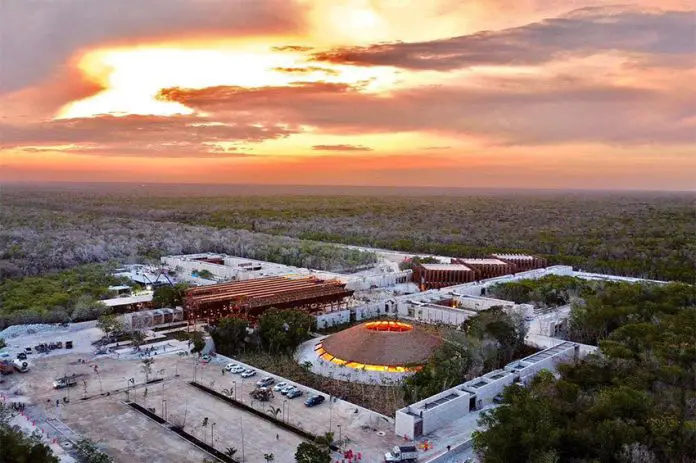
[473,281,696,462]
[4,187,693,283]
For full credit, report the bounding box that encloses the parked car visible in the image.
[224,363,237,372]
[493,394,505,404]
[231,365,246,374]
[304,395,326,407]
[240,369,256,378]
[256,376,275,388]
[201,354,211,363]
[286,388,304,399]
[280,384,297,395]
[273,381,288,392]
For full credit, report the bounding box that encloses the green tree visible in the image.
[190,331,206,354]
[295,442,330,463]
[466,307,528,368]
[141,358,154,383]
[152,282,189,308]
[473,304,696,463]
[259,308,314,353]
[210,317,250,355]
[97,314,124,340]
[0,403,58,463]
[403,341,475,402]
[74,438,114,463]
[129,330,146,350]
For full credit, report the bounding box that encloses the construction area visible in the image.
[2,248,660,463]
[0,326,403,463]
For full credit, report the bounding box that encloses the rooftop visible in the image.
[101,294,153,308]
[420,264,472,271]
[492,254,536,260]
[319,321,442,368]
[459,258,509,266]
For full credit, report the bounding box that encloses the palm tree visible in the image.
[225,447,237,458]
[267,407,281,419]
[141,358,154,383]
[264,453,274,462]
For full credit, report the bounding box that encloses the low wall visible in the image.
[126,400,236,463]
[189,382,318,442]
[316,310,351,329]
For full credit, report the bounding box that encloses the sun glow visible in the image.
[57,41,399,119]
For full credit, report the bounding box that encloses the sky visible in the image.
[0,0,695,190]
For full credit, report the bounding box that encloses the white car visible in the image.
[280,384,297,395]
[224,363,237,372]
[231,365,245,374]
[240,369,256,378]
[273,381,288,392]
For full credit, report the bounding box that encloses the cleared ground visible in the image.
[1,338,402,462]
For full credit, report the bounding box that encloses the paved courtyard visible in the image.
[1,330,405,462]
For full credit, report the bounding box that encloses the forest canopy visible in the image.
[2,186,694,283]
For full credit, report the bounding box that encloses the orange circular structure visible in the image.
[316,321,441,372]
[364,321,413,332]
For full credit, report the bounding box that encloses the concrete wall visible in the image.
[395,410,417,439]
[461,370,516,408]
[344,270,413,291]
[422,392,471,435]
[455,295,514,312]
[396,388,471,439]
[315,310,351,329]
[354,302,396,321]
[397,301,475,327]
[505,342,579,383]
[396,343,582,438]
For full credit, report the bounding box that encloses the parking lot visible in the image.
[1,336,403,462]
[193,354,404,460]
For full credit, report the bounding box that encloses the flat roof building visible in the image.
[413,263,477,290]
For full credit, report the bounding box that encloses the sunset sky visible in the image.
[1,0,695,190]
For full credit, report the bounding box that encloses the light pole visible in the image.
[329,395,333,433]
[337,424,342,449]
[282,399,287,422]
[233,381,237,400]
[240,418,245,462]
[211,422,216,446]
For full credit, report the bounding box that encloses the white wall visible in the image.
[395,410,417,439]
[456,295,514,312]
[397,302,475,327]
[397,388,471,439]
[315,310,351,329]
[422,392,470,435]
[462,370,516,408]
[344,270,413,291]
